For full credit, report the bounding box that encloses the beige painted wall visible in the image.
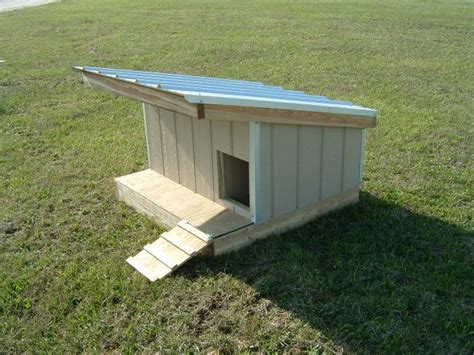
[143,104,364,224]
[143,104,249,213]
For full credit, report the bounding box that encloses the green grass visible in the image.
[1,0,473,352]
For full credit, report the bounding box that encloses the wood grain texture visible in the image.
[115,169,251,238]
[82,71,199,118]
[144,237,190,269]
[161,229,207,256]
[204,104,376,129]
[126,250,172,281]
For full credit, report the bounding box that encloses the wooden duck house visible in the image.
[75,66,377,281]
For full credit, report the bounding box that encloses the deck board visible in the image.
[116,169,252,236]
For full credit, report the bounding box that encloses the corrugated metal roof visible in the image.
[78,66,377,118]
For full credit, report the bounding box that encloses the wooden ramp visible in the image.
[126,220,212,281]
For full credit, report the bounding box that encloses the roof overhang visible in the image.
[75,66,377,129]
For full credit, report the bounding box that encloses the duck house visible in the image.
[75,66,377,281]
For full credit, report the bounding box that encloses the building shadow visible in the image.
[178,192,472,352]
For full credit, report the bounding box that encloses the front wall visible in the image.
[143,104,363,223]
[143,104,249,206]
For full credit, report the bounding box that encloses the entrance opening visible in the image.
[218,151,249,208]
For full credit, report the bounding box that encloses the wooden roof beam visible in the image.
[81,71,204,119]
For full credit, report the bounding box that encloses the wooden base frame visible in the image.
[213,187,359,254]
[116,169,359,257]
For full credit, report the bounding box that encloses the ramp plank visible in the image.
[126,250,172,281]
[161,229,207,256]
[178,220,212,243]
[126,221,215,281]
[145,237,190,268]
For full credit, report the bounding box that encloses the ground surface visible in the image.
[0,0,473,353]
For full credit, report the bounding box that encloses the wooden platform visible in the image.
[115,169,252,237]
[117,169,359,280]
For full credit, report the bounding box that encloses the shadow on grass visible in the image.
[180,192,472,352]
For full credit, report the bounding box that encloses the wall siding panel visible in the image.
[321,127,344,199]
[231,121,249,161]
[257,123,273,222]
[175,113,196,191]
[211,120,232,201]
[343,128,363,191]
[159,108,180,183]
[143,104,164,174]
[192,119,214,200]
[272,124,298,217]
[297,125,322,207]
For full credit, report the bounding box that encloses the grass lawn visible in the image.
[1,0,473,352]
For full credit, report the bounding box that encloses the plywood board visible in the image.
[144,237,190,269]
[115,169,251,237]
[126,250,172,282]
[162,228,207,256]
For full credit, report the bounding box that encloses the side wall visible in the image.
[143,104,249,212]
[252,122,364,223]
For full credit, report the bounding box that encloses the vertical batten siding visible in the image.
[211,120,232,201]
[142,103,151,168]
[249,122,261,223]
[259,123,273,222]
[143,104,164,174]
[159,108,180,183]
[321,127,345,199]
[271,124,298,217]
[143,105,363,222]
[343,128,363,191]
[175,113,196,192]
[297,126,322,208]
[192,119,214,200]
[359,129,366,184]
[231,121,250,162]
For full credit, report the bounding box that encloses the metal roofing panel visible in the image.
[78,66,377,117]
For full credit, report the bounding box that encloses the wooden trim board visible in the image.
[82,71,201,119]
[204,104,376,129]
[212,187,359,255]
[80,70,375,129]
